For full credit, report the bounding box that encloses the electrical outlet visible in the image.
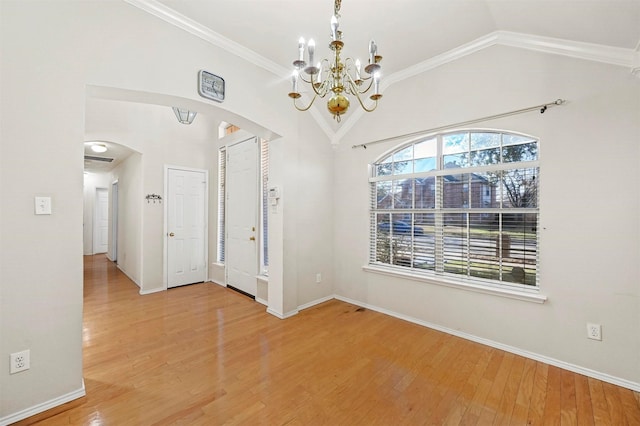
[10,350,30,374]
[316,273,322,283]
[587,323,602,341]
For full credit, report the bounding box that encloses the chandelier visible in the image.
[288,0,382,122]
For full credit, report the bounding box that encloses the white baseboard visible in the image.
[266,307,299,319]
[334,294,640,393]
[139,287,164,295]
[265,295,334,318]
[209,279,226,287]
[0,381,86,426]
[255,297,268,306]
[297,294,335,311]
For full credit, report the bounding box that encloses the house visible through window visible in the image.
[370,130,539,288]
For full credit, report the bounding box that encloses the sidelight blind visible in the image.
[218,148,226,263]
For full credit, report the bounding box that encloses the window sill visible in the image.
[362,264,547,304]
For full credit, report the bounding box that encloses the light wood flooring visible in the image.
[20,254,640,425]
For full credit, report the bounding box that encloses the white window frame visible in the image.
[367,129,547,303]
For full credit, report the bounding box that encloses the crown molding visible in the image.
[123,0,336,141]
[384,31,639,87]
[335,32,503,143]
[632,39,640,78]
[124,0,288,77]
[334,31,640,143]
[123,1,640,144]
[496,31,638,69]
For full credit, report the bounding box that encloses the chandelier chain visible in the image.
[334,0,341,17]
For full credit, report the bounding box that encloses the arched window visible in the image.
[370,130,539,288]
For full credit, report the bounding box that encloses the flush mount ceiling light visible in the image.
[90,143,108,153]
[288,0,383,122]
[172,107,197,125]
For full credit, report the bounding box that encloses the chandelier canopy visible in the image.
[288,0,382,122]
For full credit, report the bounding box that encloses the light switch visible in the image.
[35,197,52,215]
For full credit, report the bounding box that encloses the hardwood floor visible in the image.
[19,254,640,425]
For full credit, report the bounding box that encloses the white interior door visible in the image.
[226,137,259,296]
[93,188,109,254]
[167,168,207,288]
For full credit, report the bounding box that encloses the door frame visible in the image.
[93,187,109,254]
[110,180,118,263]
[224,137,260,296]
[163,165,209,290]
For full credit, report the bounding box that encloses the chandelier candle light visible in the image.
[288,0,382,122]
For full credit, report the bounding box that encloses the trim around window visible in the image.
[369,129,541,293]
[363,263,547,303]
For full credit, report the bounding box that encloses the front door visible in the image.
[167,168,207,288]
[226,137,259,296]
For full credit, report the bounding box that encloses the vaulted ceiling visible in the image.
[86,1,640,172]
[154,0,640,77]
[135,0,640,136]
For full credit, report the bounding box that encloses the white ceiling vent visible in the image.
[84,155,114,162]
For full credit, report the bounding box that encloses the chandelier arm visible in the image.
[349,82,378,112]
[301,59,331,96]
[299,74,314,84]
[357,77,374,95]
[344,71,374,96]
[293,93,319,112]
[343,57,361,77]
[310,79,328,97]
[319,58,331,82]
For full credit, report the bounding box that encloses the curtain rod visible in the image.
[351,99,566,149]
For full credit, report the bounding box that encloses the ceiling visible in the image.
[86,0,640,173]
[84,141,134,173]
[155,0,640,77]
[84,98,221,173]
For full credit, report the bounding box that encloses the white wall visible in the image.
[139,113,215,293]
[1,1,333,421]
[333,46,640,388]
[266,111,336,317]
[111,153,143,286]
[291,112,335,308]
[1,2,86,419]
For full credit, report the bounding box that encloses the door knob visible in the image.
[249,236,255,241]
[169,232,175,237]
